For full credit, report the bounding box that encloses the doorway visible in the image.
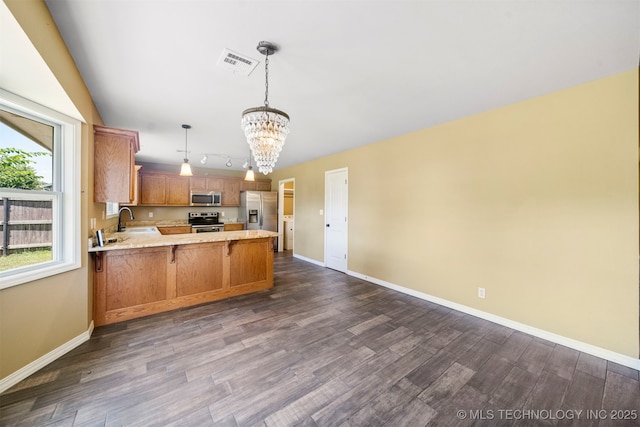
[278,178,295,253]
[324,168,348,272]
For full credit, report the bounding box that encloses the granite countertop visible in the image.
[89,227,279,253]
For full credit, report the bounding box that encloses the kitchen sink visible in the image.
[123,226,158,233]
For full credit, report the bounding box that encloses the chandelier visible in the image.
[241,41,290,175]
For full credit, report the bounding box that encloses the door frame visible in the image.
[324,167,348,271]
[278,178,295,253]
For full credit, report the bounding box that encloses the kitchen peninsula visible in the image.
[89,229,278,326]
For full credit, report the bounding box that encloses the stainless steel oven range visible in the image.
[188,212,224,233]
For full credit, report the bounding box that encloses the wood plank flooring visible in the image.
[2,252,639,426]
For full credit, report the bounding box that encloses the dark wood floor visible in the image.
[2,252,639,426]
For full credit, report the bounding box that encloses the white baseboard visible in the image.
[0,321,94,394]
[346,269,640,371]
[293,253,325,267]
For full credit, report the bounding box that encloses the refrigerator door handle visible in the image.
[259,196,263,228]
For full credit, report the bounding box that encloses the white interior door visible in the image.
[325,168,348,272]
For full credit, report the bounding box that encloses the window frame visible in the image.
[0,89,82,290]
[105,202,119,218]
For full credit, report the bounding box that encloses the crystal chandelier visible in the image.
[241,41,290,175]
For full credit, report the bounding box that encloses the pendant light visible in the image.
[179,124,193,176]
[244,151,255,182]
[241,41,290,175]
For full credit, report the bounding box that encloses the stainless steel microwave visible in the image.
[190,191,221,206]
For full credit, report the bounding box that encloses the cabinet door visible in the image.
[190,176,223,192]
[221,178,241,206]
[190,177,206,190]
[166,176,190,205]
[175,242,225,296]
[140,173,166,205]
[94,125,139,203]
[122,165,142,206]
[240,180,256,191]
[206,177,223,191]
[255,180,271,191]
[223,223,244,231]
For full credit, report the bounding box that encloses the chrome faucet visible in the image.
[117,206,134,232]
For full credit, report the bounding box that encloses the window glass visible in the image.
[0,115,54,270]
[0,91,81,288]
[106,202,119,217]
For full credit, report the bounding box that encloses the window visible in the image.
[105,202,119,218]
[0,89,81,289]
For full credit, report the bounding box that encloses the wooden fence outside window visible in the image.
[0,198,52,256]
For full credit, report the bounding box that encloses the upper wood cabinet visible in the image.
[138,168,271,207]
[121,165,142,206]
[190,176,223,192]
[166,175,190,205]
[221,178,241,206]
[94,125,140,203]
[139,172,166,205]
[240,179,271,191]
[139,171,189,206]
[256,180,272,191]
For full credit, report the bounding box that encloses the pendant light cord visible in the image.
[264,51,270,108]
[182,124,191,161]
[184,127,188,160]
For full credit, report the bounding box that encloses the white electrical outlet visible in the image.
[90,217,96,229]
[319,209,324,215]
[221,211,225,217]
[148,212,153,218]
[478,288,486,299]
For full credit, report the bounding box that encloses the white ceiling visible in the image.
[43,0,639,175]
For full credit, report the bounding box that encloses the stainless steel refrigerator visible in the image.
[238,190,278,239]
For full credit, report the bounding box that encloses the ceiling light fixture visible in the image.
[244,155,255,182]
[179,124,193,176]
[225,158,233,168]
[241,41,290,175]
[200,155,208,164]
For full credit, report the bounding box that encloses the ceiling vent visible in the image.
[217,48,259,76]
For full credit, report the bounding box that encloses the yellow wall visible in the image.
[271,69,639,357]
[0,0,102,379]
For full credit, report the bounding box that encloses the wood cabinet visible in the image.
[139,171,190,206]
[93,237,274,326]
[94,247,168,323]
[138,168,271,207]
[157,225,192,235]
[121,165,142,206]
[139,172,166,205]
[190,176,223,192]
[240,179,271,191]
[223,223,244,231]
[221,178,241,206]
[256,180,272,191]
[94,125,140,203]
[166,175,190,205]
